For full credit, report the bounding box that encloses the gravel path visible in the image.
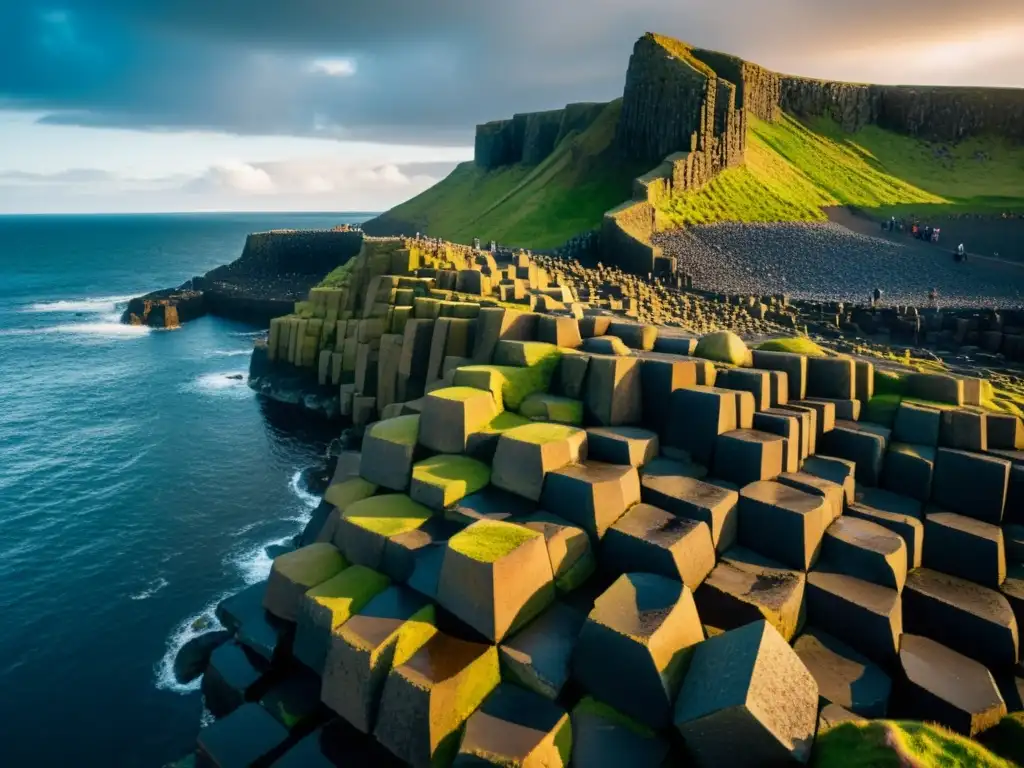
[653,222,1024,309]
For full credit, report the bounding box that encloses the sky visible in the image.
[1,0,1022,214]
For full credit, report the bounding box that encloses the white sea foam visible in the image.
[208,349,251,357]
[180,371,251,398]
[228,535,294,586]
[21,295,137,314]
[130,576,169,601]
[154,593,230,695]
[0,322,151,338]
[289,469,321,509]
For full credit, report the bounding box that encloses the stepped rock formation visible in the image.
[184,229,1024,767]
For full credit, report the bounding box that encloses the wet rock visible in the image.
[174,630,231,685]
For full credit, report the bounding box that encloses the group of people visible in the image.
[871,286,941,308]
[883,217,968,263]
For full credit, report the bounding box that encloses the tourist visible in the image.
[928,287,938,307]
[872,287,882,307]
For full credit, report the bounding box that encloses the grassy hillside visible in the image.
[364,100,649,249]
[659,113,1024,227]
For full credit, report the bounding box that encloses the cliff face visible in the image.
[473,103,608,170]
[782,78,1024,142]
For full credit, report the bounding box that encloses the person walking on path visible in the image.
[872,287,882,308]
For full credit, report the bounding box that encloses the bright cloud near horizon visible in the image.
[0,0,1021,214]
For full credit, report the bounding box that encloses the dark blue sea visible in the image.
[0,212,369,766]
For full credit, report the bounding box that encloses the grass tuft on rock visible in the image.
[412,455,491,507]
[811,720,1014,768]
[756,337,827,357]
[449,520,541,564]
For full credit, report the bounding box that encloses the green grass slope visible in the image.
[659,113,1024,227]
[364,100,649,249]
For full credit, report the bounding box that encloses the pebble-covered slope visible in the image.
[653,222,1024,309]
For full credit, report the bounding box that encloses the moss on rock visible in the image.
[343,494,434,537]
[519,393,584,426]
[756,337,827,357]
[324,477,379,511]
[449,519,542,564]
[411,455,492,509]
[368,414,420,446]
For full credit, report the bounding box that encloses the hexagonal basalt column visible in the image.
[674,620,819,768]
[409,454,491,510]
[264,543,348,622]
[374,632,500,767]
[738,481,828,571]
[360,414,421,491]
[293,565,390,674]
[333,494,434,576]
[540,461,641,544]
[419,386,500,454]
[572,572,704,729]
[436,519,555,642]
[793,627,892,718]
[499,601,586,701]
[321,585,436,734]
[491,422,587,502]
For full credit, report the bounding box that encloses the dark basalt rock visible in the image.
[174,630,232,685]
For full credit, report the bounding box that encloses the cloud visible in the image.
[186,161,276,193]
[0,1,1020,146]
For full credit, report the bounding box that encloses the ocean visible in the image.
[0,212,368,766]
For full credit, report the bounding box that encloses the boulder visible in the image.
[573,573,704,729]
[903,568,1019,670]
[293,564,390,674]
[713,429,785,487]
[321,586,436,733]
[602,503,715,590]
[436,519,555,642]
[540,461,640,544]
[419,386,500,454]
[793,627,892,717]
[640,470,739,553]
[409,455,490,510]
[584,355,642,426]
[694,547,806,641]
[924,510,1006,588]
[360,415,421,491]
[585,426,659,467]
[491,422,587,502]
[805,571,902,664]
[897,634,1006,736]
[932,448,1009,524]
[674,620,818,767]
[694,330,750,366]
[738,481,828,571]
[373,632,500,767]
[263,543,348,622]
[499,601,586,700]
[174,630,231,685]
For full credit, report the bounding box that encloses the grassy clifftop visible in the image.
[363,100,648,249]
[658,114,1024,228]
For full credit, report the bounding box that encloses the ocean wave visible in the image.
[228,535,294,586]
[289,469,321,509]
[0,322,152,339]
[154,594,230,695]
[130,577,169,601]
[179,371,251,398]
[20,295,137,314]
[229,330,265,338]
[208,349,251,357]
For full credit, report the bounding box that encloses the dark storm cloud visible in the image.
[1,1,1021,145]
